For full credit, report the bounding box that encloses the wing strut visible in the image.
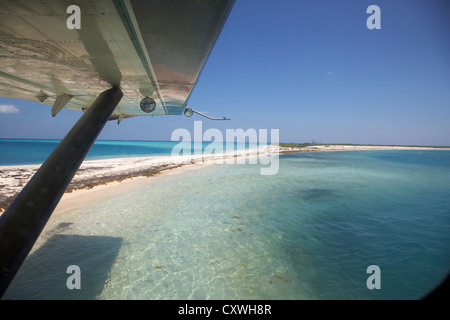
[0,86,123,298]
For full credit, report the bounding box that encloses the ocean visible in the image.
[0,139,254,166]
[1,140,450,299]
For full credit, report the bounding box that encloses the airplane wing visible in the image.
[0,0,234,119]
[0,0,236,297]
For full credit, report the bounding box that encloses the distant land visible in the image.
[278,143,450,154]
[279,143,450,149]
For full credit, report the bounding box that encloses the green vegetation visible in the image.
[279,142,450,148]
[279,143,313,148]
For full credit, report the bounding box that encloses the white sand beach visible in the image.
[0,145,278,213]
[1,144,448,214]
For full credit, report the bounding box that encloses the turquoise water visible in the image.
[0,139,253,165]
[3,150,450,299]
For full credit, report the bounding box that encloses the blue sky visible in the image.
[0,0,449,145]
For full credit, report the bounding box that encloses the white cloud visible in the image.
[326,70,344,79]
[0,104,20,114]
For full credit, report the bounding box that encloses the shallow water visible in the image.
[4,150,450,299]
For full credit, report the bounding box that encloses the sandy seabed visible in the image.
[1,144,448,214]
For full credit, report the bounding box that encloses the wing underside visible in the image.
[0,0,234,118]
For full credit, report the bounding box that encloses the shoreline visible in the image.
[0,145,276,213]
[278,144,450,153]
[1,144,449,213]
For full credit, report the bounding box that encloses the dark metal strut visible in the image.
[0,86,123,298]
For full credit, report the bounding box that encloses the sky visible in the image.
[0,0,449,145]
